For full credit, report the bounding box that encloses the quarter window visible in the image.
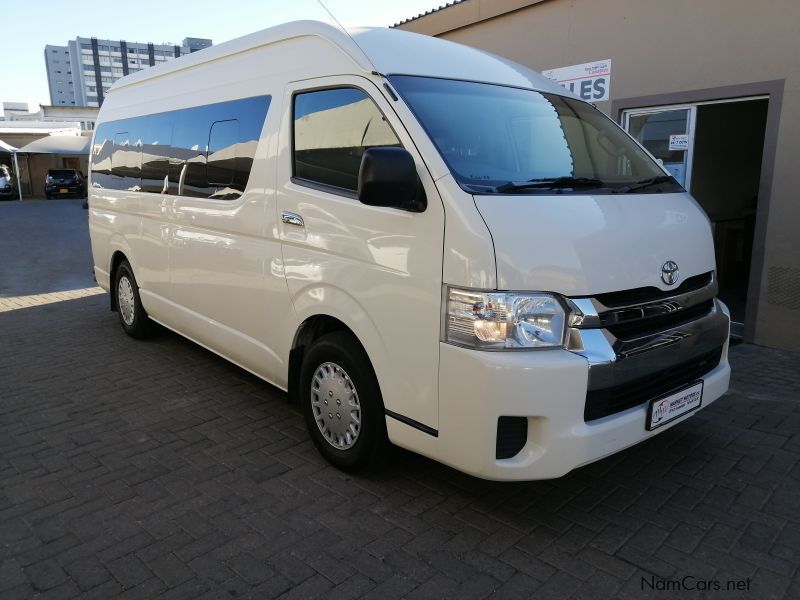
[293,87,400,192]
[141,113,173,194]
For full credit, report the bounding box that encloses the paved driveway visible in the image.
[1,200,799,599]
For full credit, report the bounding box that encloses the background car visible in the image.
[45,169,86,200]
[0,165,15,200]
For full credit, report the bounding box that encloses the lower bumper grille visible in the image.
[496,416,528,459]
[584,346,723,422]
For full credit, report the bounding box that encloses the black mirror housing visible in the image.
[358,147,426,212]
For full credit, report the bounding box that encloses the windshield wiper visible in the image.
[494,176,604,193]
[614,175,676,193]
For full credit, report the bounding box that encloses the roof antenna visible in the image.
[315,0,383,76]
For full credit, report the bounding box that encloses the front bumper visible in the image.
[388,302,731,481]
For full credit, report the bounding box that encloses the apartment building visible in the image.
[45,36,212,108]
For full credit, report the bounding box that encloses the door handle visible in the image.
[281,211,304,227]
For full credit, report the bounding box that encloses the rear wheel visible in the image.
[300,331,389,472]
[114,260,156,339]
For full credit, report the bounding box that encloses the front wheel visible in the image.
[114,260,156,339]
[300,331,389,472]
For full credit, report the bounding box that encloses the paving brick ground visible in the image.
[1,199,799,599]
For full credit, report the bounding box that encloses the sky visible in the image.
[0,0,446,113]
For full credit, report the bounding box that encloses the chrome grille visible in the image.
[566,272,728,422]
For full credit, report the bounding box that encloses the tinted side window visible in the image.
[228,96,270,197]
[293,88,400,191]
[91,123,114,189]
[141,113,174,194]
[207,119,238,194]
[110,118,143,191]
[171,106,211,198]
[90,95,270,199]
[170,96,270,199]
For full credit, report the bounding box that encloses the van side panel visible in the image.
[90,37,364,389]
[165,95,295,386]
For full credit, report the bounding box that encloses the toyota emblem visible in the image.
[661,261,680,286]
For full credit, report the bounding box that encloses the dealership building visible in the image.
[396,0,799,351]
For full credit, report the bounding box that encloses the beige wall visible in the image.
[398,0,800,350]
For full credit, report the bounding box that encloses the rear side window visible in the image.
[91,95,270,200]
[293,87,400,192]
[111,124,143,191]
[141,113,173,194]
[207,120,238,190]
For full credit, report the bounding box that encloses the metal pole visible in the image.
[12,151,22,201]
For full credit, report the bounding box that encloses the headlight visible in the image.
[444,287,566,350]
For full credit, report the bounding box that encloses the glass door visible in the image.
[623,106,697,188]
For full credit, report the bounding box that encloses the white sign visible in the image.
[668,134,689,151]
[542,59,611,102]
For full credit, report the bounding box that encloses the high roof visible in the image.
[112,20,569,97]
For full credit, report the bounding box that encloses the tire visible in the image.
[300,331,389,473]
[113,260,156,339]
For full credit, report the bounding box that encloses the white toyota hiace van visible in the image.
[88,21,730,480]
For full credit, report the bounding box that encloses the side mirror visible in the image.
[358,147,426,212]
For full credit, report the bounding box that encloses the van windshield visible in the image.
[389,76,684,195]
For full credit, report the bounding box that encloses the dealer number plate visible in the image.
[646,381,703,431]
